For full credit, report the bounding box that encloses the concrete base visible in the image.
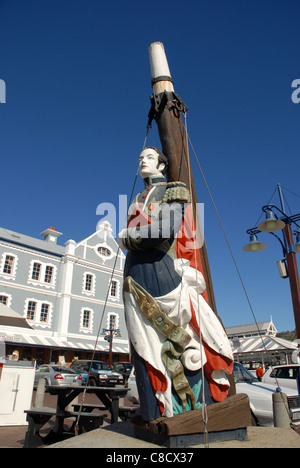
[46,422,300,449]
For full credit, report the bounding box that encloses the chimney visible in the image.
[40,227,63,244]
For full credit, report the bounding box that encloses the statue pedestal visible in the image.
[131,393,251,447]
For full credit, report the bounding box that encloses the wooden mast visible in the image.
[148,42,217,313]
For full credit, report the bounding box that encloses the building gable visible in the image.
[74,222,125,270]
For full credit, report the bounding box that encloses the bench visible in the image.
[24,407,105,448]
[72,402,139,421]
[119,405,140,421]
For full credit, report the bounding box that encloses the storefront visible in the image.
[1,332,129,366]
[230,334,298,371]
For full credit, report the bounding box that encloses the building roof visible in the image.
[226,320,277,338]
[0,227,65,257]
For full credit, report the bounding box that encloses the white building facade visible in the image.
[0,222,129,365]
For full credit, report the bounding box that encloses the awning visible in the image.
[0,332,129,354]
[231,335,297,355]
[0,303,32,329]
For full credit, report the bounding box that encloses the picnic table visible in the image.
[24,384,129,448]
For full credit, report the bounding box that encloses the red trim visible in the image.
[189,297,200,336]
[189,300,233,402]
[203,340,233,402]
[127,207,153,228]
[175,205,209,303]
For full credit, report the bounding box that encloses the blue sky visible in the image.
[1,0,299,332]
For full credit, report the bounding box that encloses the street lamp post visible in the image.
[243,184,300,341]
[283,223,300,340]
[103,327,121,367]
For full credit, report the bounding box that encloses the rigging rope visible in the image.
[184,121,293,428]
[183,112,209,447]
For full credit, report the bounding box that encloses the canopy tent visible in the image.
[230,334,298,366]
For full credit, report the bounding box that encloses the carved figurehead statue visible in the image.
[118,147,233,422]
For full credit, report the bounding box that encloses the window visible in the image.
[91,362,110,371]
[28,261,56,288]
[110,280,117,297]
[85,274,93,291]
[98,246,111,257]
[0,295,8,305]
[3,255,14,275]
[27,301,37,321]
[0,253,18,279]
[108,279,119,301]
[109,314,117,330]
[95,243,114,262]
[40,303,49,323]
[25,299,52,328]
[36,366,50,373]
[80,307,94,333]
[82,310,91,328]
[277,367,296,380]
[44,266,54,284]
[0,293,12,307]
[32,262,41,281]
[107,312,119,332]
[82,272,95,296]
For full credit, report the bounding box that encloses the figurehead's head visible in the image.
[138,147,168,179]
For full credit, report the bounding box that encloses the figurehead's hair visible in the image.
[143,146,168,175]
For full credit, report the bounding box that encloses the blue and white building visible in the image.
[0,222,129,365]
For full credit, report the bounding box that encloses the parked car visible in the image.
[112,362,133,382]
[70,360,124,386]
[127,363,300,427]
[233,362,300,426]
[34,364,82,387]
[262,364,300,392]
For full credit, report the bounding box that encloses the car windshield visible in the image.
[234,363,259,383]
[51,366,76,374]
[91,362,110,371]
[114,363,131,371]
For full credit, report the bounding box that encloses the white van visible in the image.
[262,364,300,392]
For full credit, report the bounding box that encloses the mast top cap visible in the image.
[148,42,172,81]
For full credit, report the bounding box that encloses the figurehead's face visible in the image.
[138,148,165,179]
